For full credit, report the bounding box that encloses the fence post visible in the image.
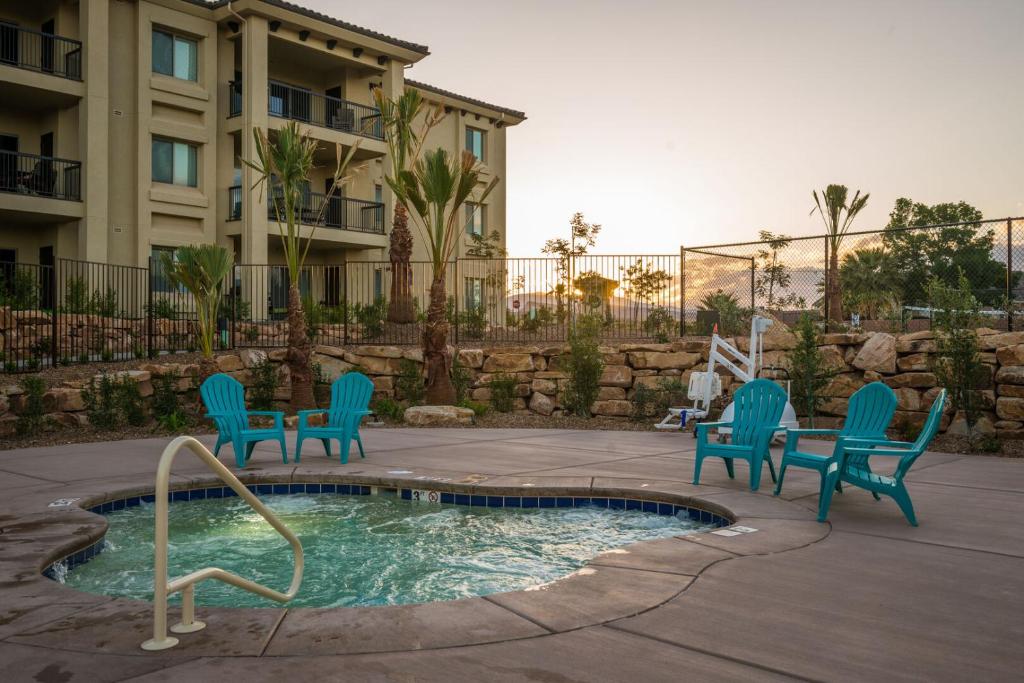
[146,257,153,359]
[342,260,348,346]
[230,267,237,351]
[453,258,460,345]
[679,246,686,337]
[50,263,58,366]
[750,258,756,313]
[823,240,830,323]
[1007,219,1014,332]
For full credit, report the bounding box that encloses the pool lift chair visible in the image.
[654,314,799,437]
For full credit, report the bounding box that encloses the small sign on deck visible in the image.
[410,489,441,504]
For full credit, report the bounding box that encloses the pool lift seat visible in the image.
[654,315,798,436]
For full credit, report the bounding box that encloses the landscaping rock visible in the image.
[996,397,1024,421]
[852,333,897,374]
[528,392,555,416]
[357,345,404,359]
[822,332,868,345]
[822,373,865,398]
[599,365,633,387]
[884,372,937,389]
[239,349,268,368]
[998,384,1024,398]
[596,386,626,401]
[893,387,921,412]
[591,399,632,417]
[531,378,558,395]
[626,351,701,370]
[482,353,534,373]
[457,349,484,369]
[897,353,930,372]
[947,412,996,436]
[404,405,475,426]
[982,331,1024,350]
[996,344,1024,366]
[995,365,1024,385]
[216,355,244,372]
[312,353,355,381]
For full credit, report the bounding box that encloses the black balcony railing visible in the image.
[268,192,385,234]
[0,22,82,80]
[228,185,242,220]
[0,150,81,201]
[228,80,242,117]
[268,81,383,140]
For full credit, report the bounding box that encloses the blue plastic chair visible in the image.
[773,381,898,499]
[200,373,288,468]
[816,389,947,525]
[693,379,788,491]
[295,372,374,463]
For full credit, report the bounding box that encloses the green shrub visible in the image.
[248,358,278,411]
[303,296,324,340]
[0,268,40,310]
[132,343,145,359]
[152,371,189,432]
[371,396,403,422]
[16,376,46,435]
[100,348,114,362]
[4,361,16,373]
[787,314,833,427]
[147,296,178,320]
[489,372,517,413]
[90,288,119,317]
[644,306,676,343]
[451,355,473,403]
[458,398,489,417]
[244,325,260,342]
[311,361,329,386]
[459,305,487,340]
[395,359,424,404]
[78,352,90,364]
[354,298,386,339]
[562,315,605,417]
[631,383,660,421]
[83,373,146,430]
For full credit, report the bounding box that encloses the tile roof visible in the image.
[406,79,526,120]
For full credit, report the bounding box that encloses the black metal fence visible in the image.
[681,217,1024,334]
[0,22,82,80]
[0,150,82,201]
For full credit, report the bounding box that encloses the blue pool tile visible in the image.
[556,497,573,508]
[487,496,504,507]
[101,501,113,513]
[287,484,302,494]
[470,495,486,507]
[401,488,412,500]
[504,496,522,507]
[222,486,238,498]
[521,497,539,508]
[321,484,337,494]
[254,484,271,495]
[141,494,155,504]
[440,492,455,504]
[688,508,702,522]
[272,484,289,495]
[305,483,321,494]
[538,497,556,508]
[171,491,189,503]
[700,510,712,524]
[125,496,140,508]
[642,501,658,514]
[206,487,224,499]
[589,497,608,508]
[608,498,627,510]
[89,505,101,514]
[189,488,206,500]
[454,494,471,506]
[572,497,590,508]
[359,485,372,495]
[626,499,642,511]
[658,503,673,516]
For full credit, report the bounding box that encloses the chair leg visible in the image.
[749,456,762,492]
[321,439,332,458]
[723,457,735,480]
[692,453,705,485]
[294,436,304,463]
[213,436,224,457]
[232,439,246,468]
[773,461,788,496]
[765,454,778,483]
[893,485,918,526]
[354,432,365,459]
[872,491,881,501]
[245,442,257,462]
[278,437,288,464]
[817,472,839,523]
[339,435,351,465]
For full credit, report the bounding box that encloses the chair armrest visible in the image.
[695,421,732,433]
[844,438,914,448]
[785,427,840,454]
[843,446,914,458]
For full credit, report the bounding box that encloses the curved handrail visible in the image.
[141,436,303,651]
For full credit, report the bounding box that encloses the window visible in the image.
[465,203,485,237]
[373,269,383,302]
[152,138,197,187]
[465,127,486,161]
[374,184,383,203]
[152,29,197,81]
[150,246,181,294]
[464,277,485,310]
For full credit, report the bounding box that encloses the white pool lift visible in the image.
[655,315,798,435]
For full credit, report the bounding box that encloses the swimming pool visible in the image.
[59,489,716,608]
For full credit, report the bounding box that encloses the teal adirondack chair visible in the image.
[200,373,288,468]
[773,381,898,499]
[693,379,788,491]
[295,372,374,463]
[816,389,947,525]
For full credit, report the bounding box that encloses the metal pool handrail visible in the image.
[141,436,304,651]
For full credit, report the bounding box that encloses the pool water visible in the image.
[61,493,712,607]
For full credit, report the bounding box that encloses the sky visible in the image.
[301,0,1024,256]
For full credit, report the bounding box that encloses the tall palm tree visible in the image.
[245,121,360,410]
[389,149,498,404]
[840,248,900,319]
[811,184,870,324]
[159,244,233,379]
[373,88,445,324]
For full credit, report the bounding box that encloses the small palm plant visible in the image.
[811,184,870,324]
[245,121,361,409]
[159,244,233,378]
[389,149,498,403]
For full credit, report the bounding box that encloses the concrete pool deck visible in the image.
[0,428,1021,682]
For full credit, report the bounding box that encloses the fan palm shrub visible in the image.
[811,184,869,324]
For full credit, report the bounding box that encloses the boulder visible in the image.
[996,397,1024,421]
[215,354,244,372]
[897,353,930,372]
[599,365,633,387]
[43,388,85,412]
[981,331,1024,350]
[822,332,868,345]
[818,345,849,373]
[354,345,403,358]
[313,345,347,360]
[670,340,707,353]
[995,366,1024,386]
[346,355,405,375]
[822,373,865,398]
[528,392,555,416]
[458,349,485,369]
[892,387,921,412]
[998,384,1024,398]
[896,338,936,354]
[596,386,626,401]
[482,353,534,373]
[852,333,897,374]
[994,420,1023,431]
[627,351,701,370]
[618,343,672,352]
[633,375,672,391]
[996,344,1024,366]
[312,353,356,381]
[403,405,475,426]
[591,400,632,417]
[818,398,849,417]
[402,348,425,363]
[531,378,558,395]
[946,412,996,436]
[239,349,268,368]
[372,376,394,394]
[884,372,937,389]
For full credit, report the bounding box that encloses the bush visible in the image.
[451,355,473,403]
[644,307,676,343]
[395,359,424,404]
[248,358,278,411]
[16,377,46,435]
[787,314,833,427]
[83,373,146,430]
[488,372,517,413]
[562,315,605,417]
[354,298,386,340]
[62,277,120,316]
[459,305,487,340]
[0,268,40,310]
[458,398,489,417]
[699,291,749,336]
[152,371,189,432]
[371,396,403,422]
[631,383,660,421]
[147,297,178,320]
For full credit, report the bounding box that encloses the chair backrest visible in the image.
[895,389,947,480]
[327,372,375,427]
[840,382,898,439]
[200,373,248,436]
[729,379,788,447]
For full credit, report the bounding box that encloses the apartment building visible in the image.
[0,0,525,296]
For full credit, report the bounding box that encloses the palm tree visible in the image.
[389,149,498,404]
[245,121,360,410]
[840,248,900,319]
[373,88,445,324]
[810,184,870,324]
[159,244,233,379]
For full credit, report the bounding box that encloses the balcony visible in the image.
[268,81,383,140]
[0,22,82,81]
[228,185,385,235]
[0,150,81,201]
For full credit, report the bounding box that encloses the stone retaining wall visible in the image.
[5,325,1024,439]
